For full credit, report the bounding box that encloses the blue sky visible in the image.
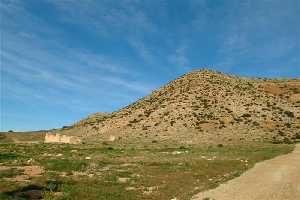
[1,0,300,131]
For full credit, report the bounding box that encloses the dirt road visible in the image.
[192,144,300,200]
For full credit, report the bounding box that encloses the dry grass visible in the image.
[0,143,294,200]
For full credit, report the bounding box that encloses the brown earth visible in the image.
[0,165,44,182]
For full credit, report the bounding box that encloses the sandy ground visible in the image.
[192,144,300,200]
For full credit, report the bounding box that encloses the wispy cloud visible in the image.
[128,38,155,64]
[48,0,160,64]
[1,0,154,114]
[215,0,300,70]
[48,0,157,38]
[168,42,190,71]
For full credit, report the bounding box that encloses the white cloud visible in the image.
[168,42,190,71]
[216,0,300,67]
[48,0,156,36]
[48,0,160,65]
[1,0,155,114]
[128,38,155,64]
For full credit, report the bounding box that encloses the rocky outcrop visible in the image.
[44,133,81,144]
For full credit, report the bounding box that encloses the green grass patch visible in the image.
[0,153,18,162]
[42,159,88,172]
[0,143,295,200]
[0,168,23,179]
[43,178,139,200]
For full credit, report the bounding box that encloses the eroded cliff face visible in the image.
[44,133,82,144]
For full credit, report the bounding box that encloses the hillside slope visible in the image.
[58,70,300,145]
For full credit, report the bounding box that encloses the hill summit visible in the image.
[58,69,300,145]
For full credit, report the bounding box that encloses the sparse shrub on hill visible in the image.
[252,121,260,126]
[285,123,292,128]
[129,119,139,123]
[284,111,294,118]
[144,110,152,117]
[241,113,251,118]
[170,120,175,126]
[62,126,72,129]
[69,70,299,145]
[283,137,293,144]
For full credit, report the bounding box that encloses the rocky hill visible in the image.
[74,112,111,127]
[58,69,300,145]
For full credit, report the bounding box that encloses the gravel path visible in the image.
[192,144,300,200]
